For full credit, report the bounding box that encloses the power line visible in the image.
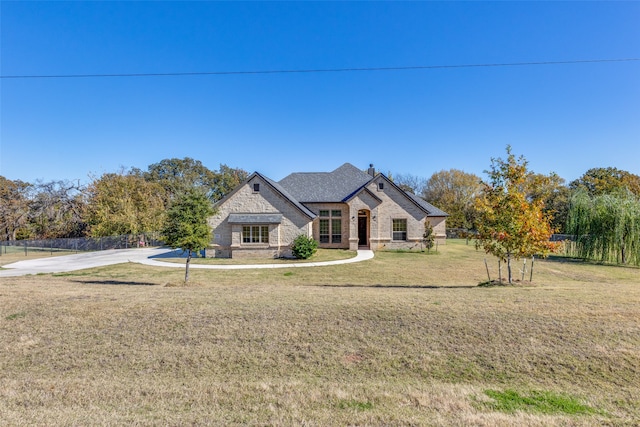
[1,58,638,79]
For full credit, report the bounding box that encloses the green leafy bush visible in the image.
[291,234,318,259]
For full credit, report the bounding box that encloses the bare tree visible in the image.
[0,176,32,240]
[393,173,427,195]
[29,180,86,238]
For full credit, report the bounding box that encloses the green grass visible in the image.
[480,389,600,415]
[4,311,26,321]
[337,399,374,411]
[161,248,356,265]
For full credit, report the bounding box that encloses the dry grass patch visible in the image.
[1,240,638,425]
[160,248,356,265]
[0,248,74,268]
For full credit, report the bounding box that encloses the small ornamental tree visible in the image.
[162,189,214,283]
[422,221,435,253]
[291,234,318,259]
[475,147,559,283]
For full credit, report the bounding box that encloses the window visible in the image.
[253,183,260,192]
[378,182,384,190]
[392,219,407,241]
[319,219,330,243]
[319,209,342,244]
[242,225,269,243]
[332,219,342,243]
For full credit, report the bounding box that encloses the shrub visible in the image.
[291,234,318,259]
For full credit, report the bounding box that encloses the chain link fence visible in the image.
[0,233,163,256]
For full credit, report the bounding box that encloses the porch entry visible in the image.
[358,209,369,247]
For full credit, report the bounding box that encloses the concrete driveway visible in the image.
[0,247,374,277]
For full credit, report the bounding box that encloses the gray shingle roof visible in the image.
[219,164,448,219]
[278,163,373,202]
[228,213,283,224]
[406,192,449,217]
[214,172,316,219]
[259,173,317,219]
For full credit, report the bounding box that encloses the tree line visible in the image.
[393,165,640,235]
[0,158,247,242]
[3,153,639,268]
[392,156,640,269]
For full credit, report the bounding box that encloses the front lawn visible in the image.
[1,240,638,425]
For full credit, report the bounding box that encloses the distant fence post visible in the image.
[24,241,27,256]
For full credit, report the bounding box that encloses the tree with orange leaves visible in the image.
[475,147,559,283]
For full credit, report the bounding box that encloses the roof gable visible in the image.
[373,174,449,217]
[214,172,316,219]
[278,163,373,203]
[405,192,449,217]
[215,164,447,219]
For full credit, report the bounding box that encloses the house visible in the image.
[207,163,448,258]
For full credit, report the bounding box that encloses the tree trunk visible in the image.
[529,256,535,281]
[507,253,512,284]
[185,249,192,283]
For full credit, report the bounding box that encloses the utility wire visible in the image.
[1,58,638,79]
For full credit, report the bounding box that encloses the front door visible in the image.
[358,214,368,246]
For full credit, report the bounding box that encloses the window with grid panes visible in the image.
[392,219,407,241]
[319,219,330,243]
[318,209,342,243]
[242,225,269,243]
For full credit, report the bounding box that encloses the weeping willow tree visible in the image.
[566,191,640,266]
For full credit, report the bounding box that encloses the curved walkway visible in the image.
[139,248,374,270]
[0,247,374,277]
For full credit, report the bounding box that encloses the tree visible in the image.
[145,157,217,202]
[525,172,570,233]
[85,172,166,237]
[475,147,559,283]
[0,176,32,240]
[144,158,248,203]
[162,189,214,283]
[566,190,640,266]
[422,221,435,253]
[569,167,640,197]
[393,173,427,195]
[422,169,482,230]
[28,180,86,239]
[210,164,249,202]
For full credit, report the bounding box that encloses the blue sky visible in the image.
[1,1,639,185]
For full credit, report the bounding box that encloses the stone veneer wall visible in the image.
[302,203,350,250]
[349,177,446,251]
[207,175,312,258]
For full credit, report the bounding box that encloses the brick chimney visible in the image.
[367,164,375,177]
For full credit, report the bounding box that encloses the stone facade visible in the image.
[346,176,446,251]
[304,203,350,250]
[207,175,313,258]
[208,164,447,258]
